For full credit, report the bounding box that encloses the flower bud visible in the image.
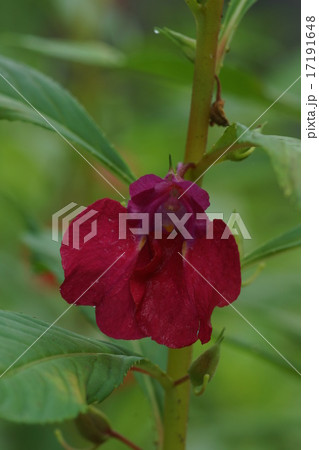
[75,407,112,445]
[188,329,224,395]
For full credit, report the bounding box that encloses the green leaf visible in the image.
[0,34,126,68]
[125,43,193,84]
[217,0,258,72]
[224,335,300,376]
[0,55,134,184]
[213,122,259,161]
[241,225,301,268]
[257,133,301,206]
[196,123,301,206]
[156,0,258,73]
[154,27,196,62]
[0,311,146,423]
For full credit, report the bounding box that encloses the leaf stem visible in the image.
[184,0,225,164]
[193,141,250,177]
[130,342,164,448]
[134,361,174,390]
[131,366,153,376]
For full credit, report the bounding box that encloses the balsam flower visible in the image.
[60,169,241,348]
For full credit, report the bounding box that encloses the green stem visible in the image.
[162,346,193,450]
[184,0,225,164]
[161,2,224,449]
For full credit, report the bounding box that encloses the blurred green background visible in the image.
[0,0,300,449]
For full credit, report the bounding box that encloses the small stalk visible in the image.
[109,430,142,450]
[174,374,190,387]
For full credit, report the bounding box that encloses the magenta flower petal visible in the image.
[134,237,200,348]
[95,283,145,339]
[129,174,163,198]
[60,198,140,307]
[128,172,209,215]
[60,170,242,348]
[128,172,210,238]
[183,219,241,344]
[176,180,210,212]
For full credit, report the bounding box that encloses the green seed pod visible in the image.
[75,406,112,445]
[188,329,224,395]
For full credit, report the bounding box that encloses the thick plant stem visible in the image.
[161,2,224,449]
[162,346,193,450]
[184,0,225,164]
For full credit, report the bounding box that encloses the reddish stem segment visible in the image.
[109,430,142,450]
[131,366,153,376]
[173,374,190,387]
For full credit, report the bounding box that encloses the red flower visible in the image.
[60,170,241,348]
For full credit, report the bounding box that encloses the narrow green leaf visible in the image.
[154,27,196,62]
[224,335,300,376]
[0,56,135,184]
[217,0,258,72]
[130,339,167,432]
[241,225,301,268]
[156,0,258,73]
[125,46,193,84]
[0,34,126,68]
[196,123,301,206]
[0,311,148,423]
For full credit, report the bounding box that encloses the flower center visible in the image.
[156,188,187,233]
